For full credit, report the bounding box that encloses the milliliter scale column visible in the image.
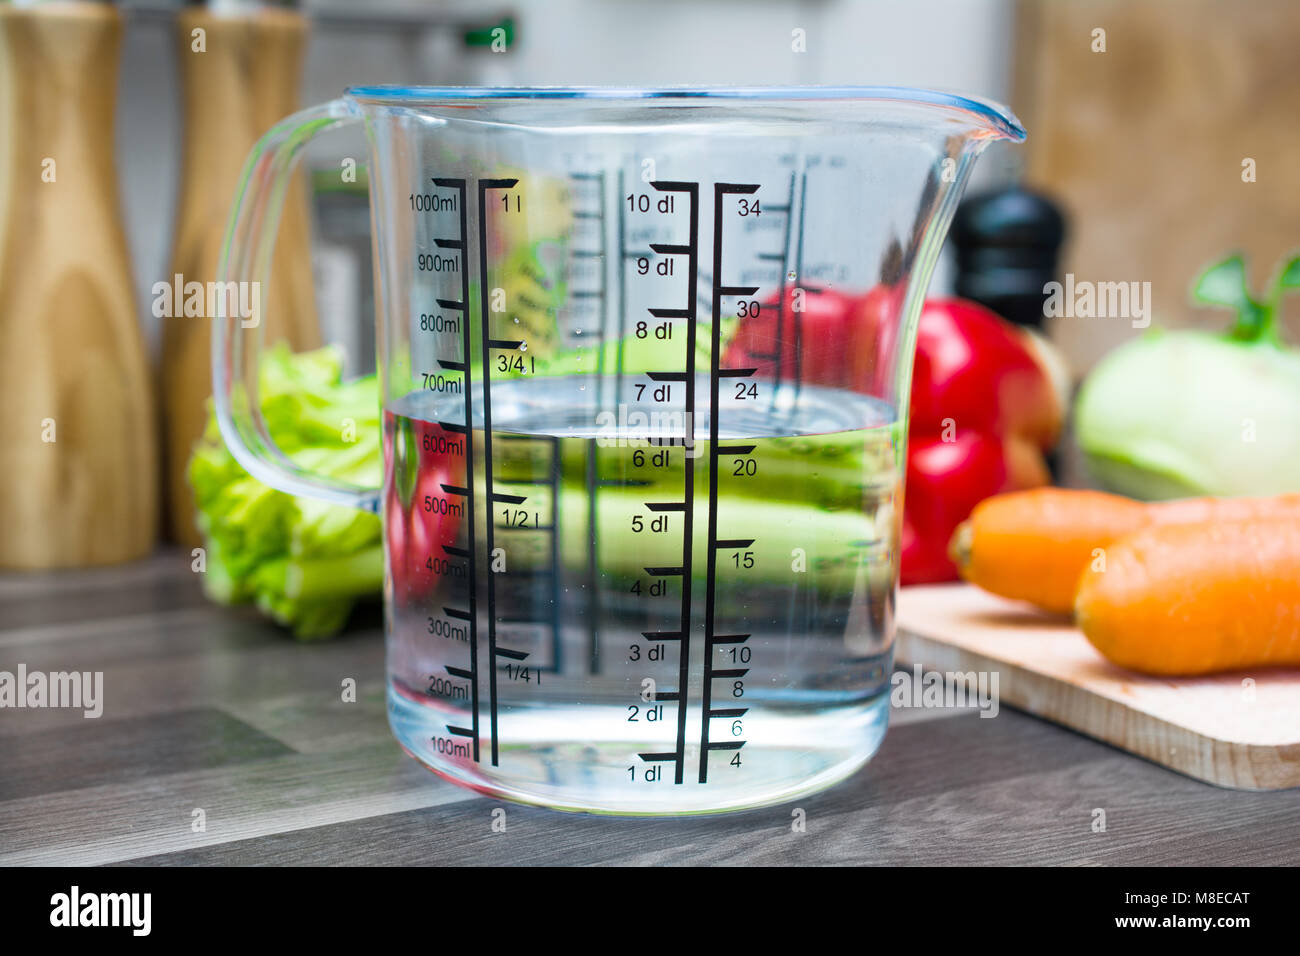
[426,177,481,763]
[425,175,542,769]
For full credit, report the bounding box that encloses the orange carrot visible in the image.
[1075,518,1300,675]
[950,489,1147,613]
[950,488,1300,614]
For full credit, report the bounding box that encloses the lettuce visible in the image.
[188,344,383,639]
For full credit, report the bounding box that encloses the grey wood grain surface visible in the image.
[2,550,1297,866]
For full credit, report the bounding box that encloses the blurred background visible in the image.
[115,0,1018,357]
[107,0,1298,360]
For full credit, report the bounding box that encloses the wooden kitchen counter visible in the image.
[2,550,1298,866]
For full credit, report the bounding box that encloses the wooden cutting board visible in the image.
[896,584,1300,790]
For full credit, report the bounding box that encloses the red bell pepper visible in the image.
[723,287,1061,584]
[893,298,1062,583]
[720,286,857,387]
[384,417,465,602]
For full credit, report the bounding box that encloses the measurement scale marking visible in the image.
[715,538,755,550]
[429,178,481,763]
[700,182,760,783]
[708,633,750,646]
[711,668,750,680]
[764,173,798,400]
[792,174,810,392]
[615,169,632,400]
[641,180,700,785]
[638,751,678,762]
[478,177,518,766]
[571,170,610,678]
[644,565,685,577]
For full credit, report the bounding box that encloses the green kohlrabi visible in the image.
[1075,253,1300,498]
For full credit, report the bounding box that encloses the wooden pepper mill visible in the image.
[0,1,159,569]
[162,2,319,546]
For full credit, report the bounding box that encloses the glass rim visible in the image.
[343,85,1026,141]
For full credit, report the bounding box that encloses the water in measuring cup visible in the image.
[383,375,900,814]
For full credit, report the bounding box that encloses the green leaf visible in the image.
[1192,255,1250,309]
[1275,254,1300,291]
[1192,254,1274,342]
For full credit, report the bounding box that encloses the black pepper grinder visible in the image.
[951,184,1071,480]
[950,184,1067,330]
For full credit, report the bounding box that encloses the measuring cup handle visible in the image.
[211,97,380,512]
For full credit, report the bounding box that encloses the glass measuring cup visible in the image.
[213,87,1024,814]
